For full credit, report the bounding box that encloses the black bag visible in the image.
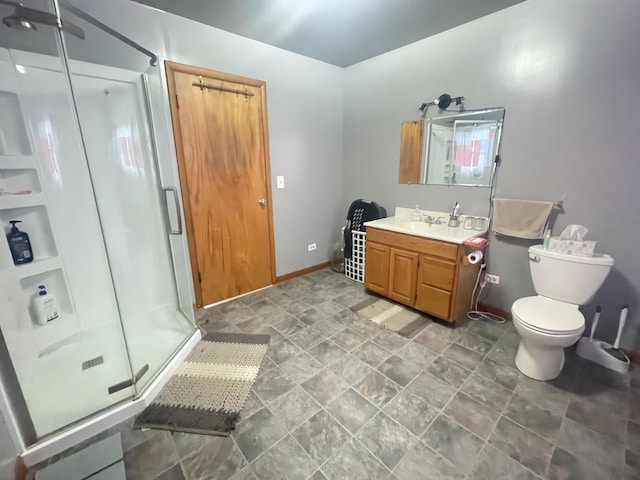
[343,199,387,259]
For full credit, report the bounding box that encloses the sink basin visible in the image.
[398,221,448,233]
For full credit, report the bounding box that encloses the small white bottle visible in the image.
[412,205,422,221]
[33,285,59,325]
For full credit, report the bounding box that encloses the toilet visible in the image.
[511,245,614,381]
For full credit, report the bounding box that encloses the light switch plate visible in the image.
[276,176,285,189]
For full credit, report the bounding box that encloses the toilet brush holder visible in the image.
[576,337,630,373]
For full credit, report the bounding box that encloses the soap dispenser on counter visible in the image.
[412,205,422,221]
[33,285,59,325]
[6,220,33,265]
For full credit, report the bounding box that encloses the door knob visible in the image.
[258,198,267,206]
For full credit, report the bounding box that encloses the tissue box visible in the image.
[548,237,596,257]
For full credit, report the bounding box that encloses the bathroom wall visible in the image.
[342,0,640,349]
[72,0,345,278]
[69,0,640,349]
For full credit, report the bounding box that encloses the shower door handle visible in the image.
[163,187,183,235]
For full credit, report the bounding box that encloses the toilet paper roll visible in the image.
[467,250,484,264]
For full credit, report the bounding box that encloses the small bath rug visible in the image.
[134,332,270,436]
[350,297,430,338]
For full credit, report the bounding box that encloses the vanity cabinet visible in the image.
[364,226,481,324]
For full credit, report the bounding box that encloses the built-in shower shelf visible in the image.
[0,90,32,156]
[15,256,62,279]
[0,205,59,263]
[0,157,38,169]
[0,193,45,210]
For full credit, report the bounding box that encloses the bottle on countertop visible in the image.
[543,228,551,250]
[6,220,33,265]
[412,205,422,221]
[33,285,59,325]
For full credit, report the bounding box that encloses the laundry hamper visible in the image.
[345,230,366,283]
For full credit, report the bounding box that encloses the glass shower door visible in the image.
[0,0,136,438]
[58,4,195,394]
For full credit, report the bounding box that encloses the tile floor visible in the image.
[35,269,640,479]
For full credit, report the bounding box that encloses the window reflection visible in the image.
[111,123,144,175]
[452,122,497,181]
[37,118,62,184]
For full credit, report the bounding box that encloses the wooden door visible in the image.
[398,119,423,184]
[364,242,390,295]
[165,62,275,307]
[388,248,418,306]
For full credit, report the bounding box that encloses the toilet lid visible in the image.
[512,296,584,334]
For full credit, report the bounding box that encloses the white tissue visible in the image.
[559,224,588,241]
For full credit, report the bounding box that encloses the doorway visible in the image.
[165,62,276,308]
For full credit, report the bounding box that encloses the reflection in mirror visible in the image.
[398,108,504,187]
[424,108,504,186]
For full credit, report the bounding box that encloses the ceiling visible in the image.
[131,0,525,67]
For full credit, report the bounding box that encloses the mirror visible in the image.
[398,108,504,187]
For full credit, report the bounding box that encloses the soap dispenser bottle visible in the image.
[412,205,422,221]
[33,285,59,325]
[543,229,551,250]
[6,220,33,265]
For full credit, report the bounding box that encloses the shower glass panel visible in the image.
[0,0,135,437]
[58,4,194,394]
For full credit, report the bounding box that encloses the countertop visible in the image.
[363,208,488,245]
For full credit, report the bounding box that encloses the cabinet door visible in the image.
[388,248,419,306]
[365,242,390,295]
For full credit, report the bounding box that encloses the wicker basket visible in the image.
[345,231,365,283]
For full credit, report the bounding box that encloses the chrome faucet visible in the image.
[423,215,446,225]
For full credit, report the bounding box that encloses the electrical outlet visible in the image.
[307,243,316,252]
[485,274,500,285]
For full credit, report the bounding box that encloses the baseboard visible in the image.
[275,262,331,283]
[477,302,512,321]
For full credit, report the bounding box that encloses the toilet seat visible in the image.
[512,296,584,336]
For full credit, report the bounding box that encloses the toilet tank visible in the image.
[528,245,614,304]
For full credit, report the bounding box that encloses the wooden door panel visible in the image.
[416,284,452,320]
[168,65,274,306]
[419,255,456,291]
[364,242,389,295]
[388,248,418,306]
[399,120,423,184]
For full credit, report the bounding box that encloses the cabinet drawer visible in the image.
[415,284,452,320]
[366,227,458,260]
[419,255,456,291]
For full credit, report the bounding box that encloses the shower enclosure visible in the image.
[0,0,198,463]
